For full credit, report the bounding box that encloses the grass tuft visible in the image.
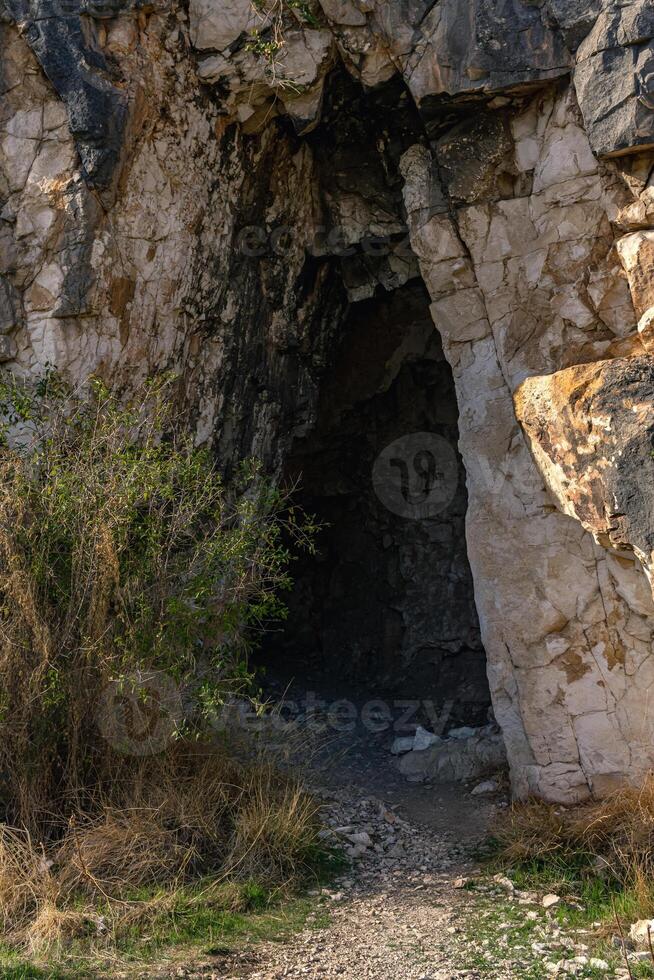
[0,744,325,960]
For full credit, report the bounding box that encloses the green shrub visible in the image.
[0,373,314,831]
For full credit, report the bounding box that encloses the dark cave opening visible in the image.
[260,279,491,731]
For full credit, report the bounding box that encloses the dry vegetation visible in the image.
[0,374,325,963]
[496,776,654,918]
[246,0,319,88]
[0,748,322,955]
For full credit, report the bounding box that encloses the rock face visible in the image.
[3,0,654,801]
[3,0,132,195]
[398,728,507,784]
[516,355,654,589]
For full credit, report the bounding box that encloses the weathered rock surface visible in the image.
[575,0,654,157]
[516,355,654,589]
[1,0,133,194]
[4,0,654,804]
[398,727,507,784]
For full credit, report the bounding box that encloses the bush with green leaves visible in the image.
[0,374,314,830]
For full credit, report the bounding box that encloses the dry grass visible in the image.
[495,775,654,913]
[227,764,322,882]
[0,743,323,956]
[0,826,59,934]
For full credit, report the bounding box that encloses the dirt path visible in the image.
[232,791,491,980]
[163,705,624,980]
[225,703,502,980]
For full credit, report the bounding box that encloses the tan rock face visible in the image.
[5,1,654,802]
[400,84,654,803]
[515,355,654,585]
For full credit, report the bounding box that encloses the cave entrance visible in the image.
[260,279,490,735]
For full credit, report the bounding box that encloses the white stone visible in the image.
[471,779,498,795]
[629,918,654,945]
[533,123,597,194]
[413,726,441,751]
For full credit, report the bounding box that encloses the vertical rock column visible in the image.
[401,85,654,802]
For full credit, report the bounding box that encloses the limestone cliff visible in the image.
[2,0,654,802]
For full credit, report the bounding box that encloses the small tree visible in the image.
[0,374,313,831]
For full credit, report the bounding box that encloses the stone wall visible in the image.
[400,88,654,802]
[3,0,654,801]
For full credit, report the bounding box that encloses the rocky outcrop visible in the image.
[397,725,507,784]
[575,1,654,157]
[4,0,654,802]
[516,356,654,591]
[2,0,133,196]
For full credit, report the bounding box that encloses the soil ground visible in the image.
[125,678,630,979]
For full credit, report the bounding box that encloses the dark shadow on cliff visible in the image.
[258,279,490,732]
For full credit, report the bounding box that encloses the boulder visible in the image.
[189,0,257,51]
[398,730,507,783]
[574,2,654,157]
[515,355,654,596]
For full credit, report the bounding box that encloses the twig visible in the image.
[647,923,654,964]
[611,894,634,980]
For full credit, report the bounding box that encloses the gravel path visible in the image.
[225,704,502,980]
[235,787,489,980]
[164,709,624,980]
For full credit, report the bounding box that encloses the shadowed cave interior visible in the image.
[259,279,491,732]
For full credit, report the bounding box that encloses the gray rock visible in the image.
[448,726,478,740]
[318,0,366,26]
[391,736,415,755]
[575,1,654,158]
[0,277,18,335]
[189,0,257,51]
[544,0,600,51]
[401,0,571,107]
[3,0,129,194]
[0,335,17,363]
[413,726,441,751]
[398,731,507,783]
